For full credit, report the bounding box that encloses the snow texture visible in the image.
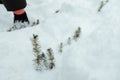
[0,0,120,80]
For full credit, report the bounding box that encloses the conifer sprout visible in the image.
[32,34,45,71]
[47,48,55,69]
[32,34,41,69]
[36,19,40,24]
[98,0,109,12]
[73,27,81,41]
[32,34,41,57]
[59,42,64,53]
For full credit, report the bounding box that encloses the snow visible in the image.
[0,0,120,80]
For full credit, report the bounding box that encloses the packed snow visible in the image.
[0,0,120,80]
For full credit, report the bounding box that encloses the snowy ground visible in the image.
[0,0,120,80]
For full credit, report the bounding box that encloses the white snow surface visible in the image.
[0,0,120,80]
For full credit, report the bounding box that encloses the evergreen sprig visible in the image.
[47,48,55,69]
[98,0,109,12]
[73,27,81,41]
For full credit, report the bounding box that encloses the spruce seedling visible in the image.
[59,42,64,53]
[32,34,43,70]
[47,48,55,69]
[73,27,81,41]
[98,0,109,12]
